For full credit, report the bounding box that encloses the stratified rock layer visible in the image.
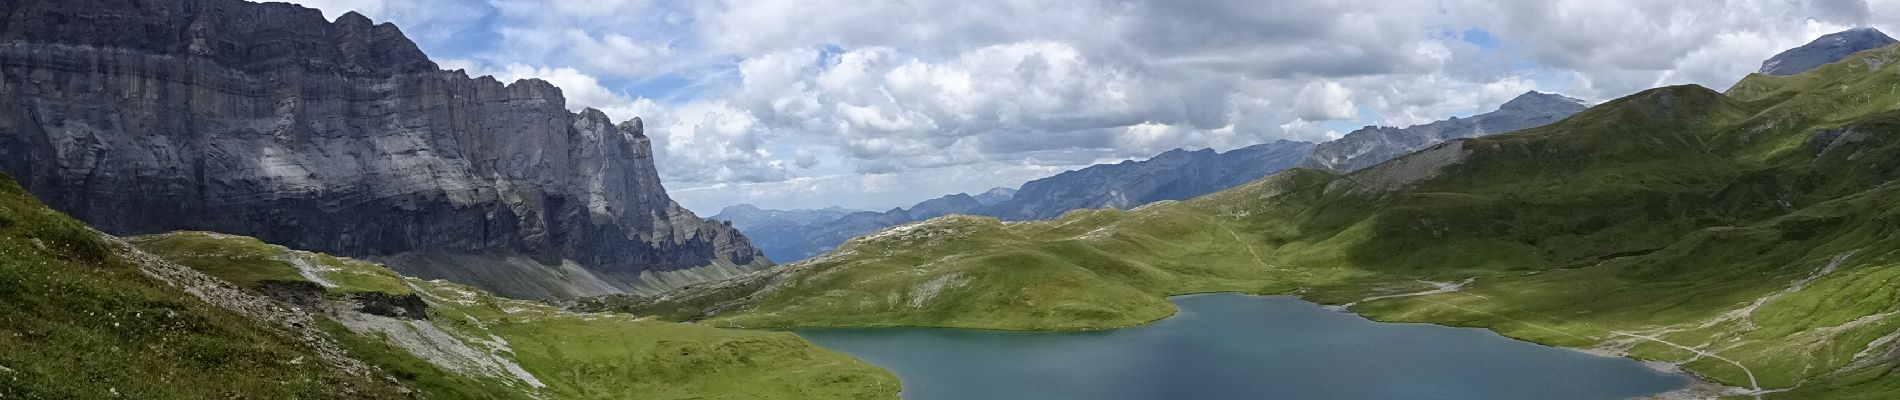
[0,0,767,300]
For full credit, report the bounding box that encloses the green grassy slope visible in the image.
[620,44,1900,397]
[129,231,533,399]
[130,231,898,400]
[0,173,413,399]
[130,232,414,296]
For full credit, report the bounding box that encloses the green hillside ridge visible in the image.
[128,231,899,400]
[609,44,1900,398]
[0,173,414,398]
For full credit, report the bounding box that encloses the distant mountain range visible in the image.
[712,204,859,262]
[726,91,1586,262]
[715,190,1013,261]
[983,140,1317,220]
[1297,92,1587,172]
[713,204,864,228]
[972,187,1019,206]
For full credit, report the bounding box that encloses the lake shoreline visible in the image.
[752,290,1735,397]
[786,290,1694,400]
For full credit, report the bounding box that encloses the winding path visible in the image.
[1607,331,1762,396]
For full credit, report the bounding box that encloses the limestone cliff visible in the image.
[0,0,767,300]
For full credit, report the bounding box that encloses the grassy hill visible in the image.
[611,44,1900,398]
[0,173,414,398]
[0,172,897,399]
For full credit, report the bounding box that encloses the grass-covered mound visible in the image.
[130,232,412,296]
[622,44,1900,398]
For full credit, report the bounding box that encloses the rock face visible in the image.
[1759,28,1896,76]
[0,0,767,300]
[1298,91,1586,173]
[984,140,1317,221]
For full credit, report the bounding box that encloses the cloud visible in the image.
[279,0,1896,211]
[1294,81,1359,121]
[561,30,676,78]
[640,99,792,183]
[1810,0,1872,25]
[1442,0,1872,97]
[794,150,821,169]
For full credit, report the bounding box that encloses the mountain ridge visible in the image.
[0,0,767,300]
[1296,91,1587,173]
[980,140,1317,221]
[718,91,1584,262]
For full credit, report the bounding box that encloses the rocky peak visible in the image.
[909,193,984,219]
[973,187,1017,206]
[334,10,374,27]
[620,117,647,138]
[505,78,568,105]
[578,107,612,122]
[1760,28,1897,76]
[719,204,765,215]
[1498,91,1588,114]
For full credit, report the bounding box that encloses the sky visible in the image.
[282,0,1888,214]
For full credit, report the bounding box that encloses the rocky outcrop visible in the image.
[971,187,1016,206]
[1760,28,1896,76]
[1298,91,1586,173]
[984,140,1317,221]
[0,0,767,300]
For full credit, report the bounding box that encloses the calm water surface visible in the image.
[796,294,1688,400]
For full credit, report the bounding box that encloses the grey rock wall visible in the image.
[0,0,766,300]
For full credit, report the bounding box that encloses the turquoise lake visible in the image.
[795,293,1689,400]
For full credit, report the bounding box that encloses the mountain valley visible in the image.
[3,1,1899,399]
